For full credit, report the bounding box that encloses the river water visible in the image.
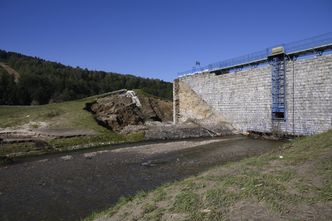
[0,135,283,221]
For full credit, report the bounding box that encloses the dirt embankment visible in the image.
[85,89,173,132]
[85,89,233,140]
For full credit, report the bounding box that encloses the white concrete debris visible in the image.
[126,90,142,107]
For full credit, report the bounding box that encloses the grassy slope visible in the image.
[0,97,97,129]
[85,130,332,221]
[0,89,169,130]
[0,93,145,157]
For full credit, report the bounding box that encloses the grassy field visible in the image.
[0,94,144,158]
[84,130,332,221]
[1,96,105,129]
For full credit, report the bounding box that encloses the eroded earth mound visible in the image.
[85,90,173,132]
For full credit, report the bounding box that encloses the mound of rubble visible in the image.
[85,89,173,132]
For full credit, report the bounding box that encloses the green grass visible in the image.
[83,130,332,221]
[173,191,200,213]
[153,189,167,202]
[0,97,100,129]
[0,142,39,156]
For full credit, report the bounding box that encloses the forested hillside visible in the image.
[0,50,172,105]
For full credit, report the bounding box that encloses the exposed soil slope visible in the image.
[135,90,173,122]
[85,89,233,140]
[86,89,173,132]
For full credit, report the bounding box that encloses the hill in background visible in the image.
[0,50,172,105]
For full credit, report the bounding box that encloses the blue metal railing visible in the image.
[284,32,332,54]
[177,32,332,77]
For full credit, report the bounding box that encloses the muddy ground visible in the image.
[0,135,283,221]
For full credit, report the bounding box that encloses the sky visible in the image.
[0,0,331,82]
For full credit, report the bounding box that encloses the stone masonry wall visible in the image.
[174,54,332,135]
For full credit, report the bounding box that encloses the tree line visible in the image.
[0,50,172,105]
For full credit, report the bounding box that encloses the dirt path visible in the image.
[0,62,20,82]
[0,136,282,221]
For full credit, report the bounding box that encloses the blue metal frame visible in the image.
[270,55,286,121]
[177,32,332,77]
[284,32,332,54]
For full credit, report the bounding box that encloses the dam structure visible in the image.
[173,33,332,135]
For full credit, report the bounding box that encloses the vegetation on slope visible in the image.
[0,49,172,105]
[85,130,332,221]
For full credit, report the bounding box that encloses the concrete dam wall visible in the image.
[174,49,332,136]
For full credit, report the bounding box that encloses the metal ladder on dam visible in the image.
[268,47,286,133]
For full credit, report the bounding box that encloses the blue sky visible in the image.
[1,0,331,82]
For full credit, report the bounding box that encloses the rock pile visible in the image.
[85,90,172,132]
